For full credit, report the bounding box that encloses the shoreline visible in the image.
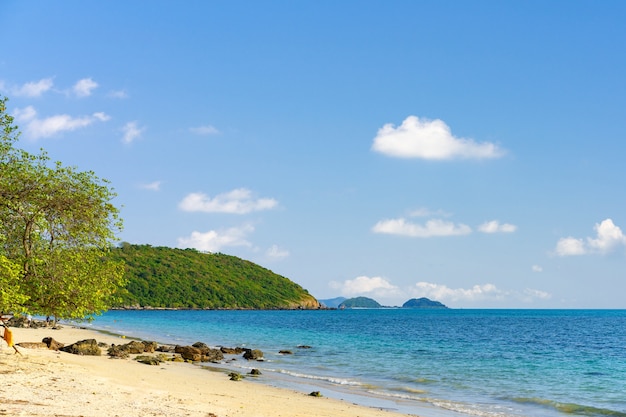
[1,324,418,417]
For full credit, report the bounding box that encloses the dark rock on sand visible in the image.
[175,345,224,362]
[42,337,64,350]
[243,349,264,361]
[61,339,101,356]
[220,346,246,355]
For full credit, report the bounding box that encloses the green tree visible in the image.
[0,95,126,321]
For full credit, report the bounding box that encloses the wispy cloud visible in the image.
[478,220,517,234]
[532,265,543,272]
[372,116,505,160]
[179,188,278,214]
[13,105,110,139]
[177,224,254,253]
[190,124,220,135]
[372,218,471,237]
[266,244,289,260]
[410,282,551,303]
[330,276,401,298]
[121,121,144,144]
[555,218,626,256]
[72,78,98,97]
[2,78,55,97]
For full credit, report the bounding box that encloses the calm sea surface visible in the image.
[84,309,626,417]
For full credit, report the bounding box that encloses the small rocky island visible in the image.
[402,297,448,309]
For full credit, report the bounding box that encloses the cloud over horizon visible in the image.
[372,116,505,160]
[330,276,400,299]
[410,282,551,304]
[179,188,278,214]
[555,218,626,256]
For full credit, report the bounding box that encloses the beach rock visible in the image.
[220,346,245,354]
[243,349,264,361]
[190,342,224,362]
[16,342,48,349]
[107,344,130,358]
[175,345,203,361]
[309,391,323,397]
[142,341,158,352]
[249,368,262,376]
[229,372,243,381]
[279,350,293,354]
[42,337,64,350]
[60,339,101,356]
[135,355,163,365]
[297,345,312,349]
[123,340,147,354]
[156,345,175,353]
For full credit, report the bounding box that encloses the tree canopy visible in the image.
[0,95,125,321]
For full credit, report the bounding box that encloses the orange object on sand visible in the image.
[3,327,13,347]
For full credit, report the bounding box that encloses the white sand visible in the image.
[1,325,417,417]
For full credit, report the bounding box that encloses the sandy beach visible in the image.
[1,325,415,417]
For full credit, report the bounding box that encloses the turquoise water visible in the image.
[85,309,626,417]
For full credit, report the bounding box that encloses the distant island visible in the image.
[109,243,320,310]
[320,296,448,309]
[338,297,381,309]
[402,297,448,309]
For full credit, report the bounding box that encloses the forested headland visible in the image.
[110,243,320,310]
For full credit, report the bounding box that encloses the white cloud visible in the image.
[179,188,278,214]
[523,288,551,300]
[372,116,505,160]
[6,78,55,97]
[266,244,289,260]
[72,78,98,97]
[13,106,110,139]
[411,282,506,302]
[140,181,161,191]
[478,220,517,234]
[190,125,220,135]
[372,218,471,237]
[555,218,626,256]
[532,265,543,272]
[587,219,626,252]
[121,121,144,144]
[330,276,400,298]
[555,237,586,256]
[177,224,254,253]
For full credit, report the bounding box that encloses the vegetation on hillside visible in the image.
[339,296,382,309]
[402,297,448,309]
[110,243,319,309]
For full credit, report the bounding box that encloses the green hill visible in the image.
[402,297,448,309]
[338,296,382,309]
[109,243,319,309]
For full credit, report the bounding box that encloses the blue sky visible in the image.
[2,1,625,308]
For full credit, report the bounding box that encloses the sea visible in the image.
[82,309,626,417]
